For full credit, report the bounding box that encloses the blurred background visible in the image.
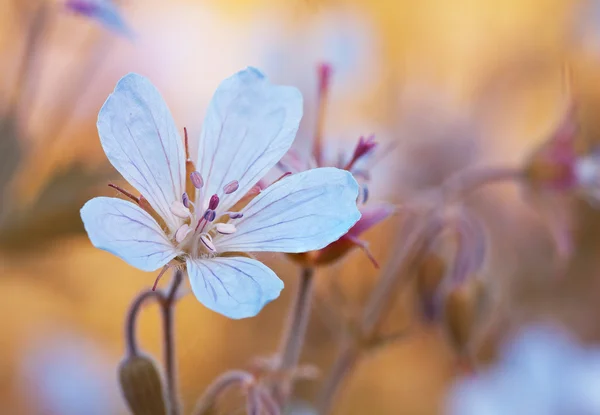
[3,0,600,414]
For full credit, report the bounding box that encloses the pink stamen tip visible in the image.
[228,212,243,219]
[208,194,220,210]
[190,171,204,189]
[223,180,239,195]
[317,63,332,94]
[182,192,190,208]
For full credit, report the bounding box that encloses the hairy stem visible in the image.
[125,289,162,357]
[274,267,315,405]
[191,370,255,415]
[162,270,183,415]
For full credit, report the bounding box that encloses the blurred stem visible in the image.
[316,165,522,414]
[191,370,255,415]
[316,344,360,415]
[7,2,50,120]
[161,269,183,415]
[275,266,315,406]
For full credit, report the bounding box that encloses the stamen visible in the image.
[152,265,169,291]
[170,201,190,218]
[223,180,239,194]
[182,192,190,208]
[190,171,204,189]
[184,127,190,160]
[200,234,216,252]
[216,223,237,234]
[225,212,244,219]
[344,135,377,171]
[175,224,191,243]
[203,209,216,222]
[108,183,139,204]
[208,194,220,210]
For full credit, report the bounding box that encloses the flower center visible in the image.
[171,172,243,258]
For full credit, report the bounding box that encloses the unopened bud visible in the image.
[118,355,167,415]
[223,180,239,194]
[190,171,204,189]
[443,279,485,356]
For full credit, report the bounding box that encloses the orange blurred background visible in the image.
[3,0,600,414]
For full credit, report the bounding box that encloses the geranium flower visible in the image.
[65,0,131,36]
[80,68,361,319]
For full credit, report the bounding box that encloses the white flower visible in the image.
[446,325,600,415]
[80,68,361,319]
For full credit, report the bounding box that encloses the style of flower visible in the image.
[65,0,131,36]
[446,325,600,415]
[80,68,361,319]
[281,64,394,268]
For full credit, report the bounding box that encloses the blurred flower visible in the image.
[282,64,394,268]
[65,0,131,36]
[20,331,121,415]
[446,325,600,415]
[523,101,600,259]
[80,68,361,319]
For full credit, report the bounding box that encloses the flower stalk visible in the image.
[274,267,316,406]
[316,165,523,414]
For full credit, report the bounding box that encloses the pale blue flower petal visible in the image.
[186,256,283,319]
[97,73,186,233]
[217,167,361,253]
[81,197,178,271]
[66,0,132,37]
[197,67,303,213]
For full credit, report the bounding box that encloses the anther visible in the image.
[203,209,216,222]
[182,192,190,208]
[190,171,204,189]
[208,194,220,210]
[216,223,237,234]
[200,234,216,252]
[223,180,239,194]
[227,212,244,219]
[170,201,190,218]
[175,224,191,243]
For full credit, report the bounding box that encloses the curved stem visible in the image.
[191,370,255,415]
[274,267,315,406]
[125,289,162,357]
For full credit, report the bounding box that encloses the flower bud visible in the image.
[442,278,486,357]
[118,355,167,415]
